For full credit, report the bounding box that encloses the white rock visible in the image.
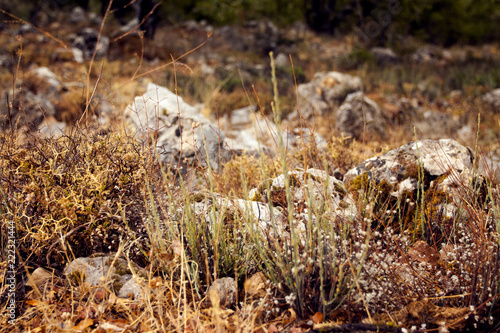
[483,88,500,112]
[125,83,228,170]
[409,139,472,176]
[65,256,145,300]
[295,71,363,119]
[33,67,61,90]
[37,117,66,138]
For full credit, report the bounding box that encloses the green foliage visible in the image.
[160,0,304,26]
[6,0,499,45]
[304,0,500,45]
[338,48,374,70]
[397,0,500,45]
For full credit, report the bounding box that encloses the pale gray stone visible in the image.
[227,105,256,127]
[125,83,229,171]
[72,28,109,61]
[336,92,387,140]
[65,256,145,300]
[37,117,66,138]
[296,71,363,119]
[344,139,480,224]
[370,47,398,64]
[483,88,500,112]
[208,277,237,308]
[70,6,86,24]
[345,139,473,186]
[32,67,61,92]
[274,53,289,68]
[72,48,84,63]
[0,90,55,130]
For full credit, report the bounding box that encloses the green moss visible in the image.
[333,182,347,198]
[349,173,370,192]
[111,278,125,293]
[338,200,350,209]
[347,169,459,238]
[423,190,450,217]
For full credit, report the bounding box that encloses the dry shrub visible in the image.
[215,153,281,197]
[0,128,152,272]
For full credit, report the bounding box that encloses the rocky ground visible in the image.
[1,6,500,333]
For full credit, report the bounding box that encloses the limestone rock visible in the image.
[70,6,86,24]
[344,138,476,217]
[72,28,109,61]
[289,127,328,150]
[37,116,66,138]
[411,45,443,64]
[26,267,56,289]
[413,109,460,139]
[65,256,146,300]
[0,89,55,131]
[296,71,363,119]
[71,48,84,63]
[125,83,231,171]
[190,168,357,247]
[254,168,358,223]
[222,109,300,156]
[192,192,286,236]
[336,91,387,140]
[370,47,398,64]
[281,21,310,43]
[226,105,257,127]
[344,139,479,225]
[483,88,500,112]
[274,52,289,68]
[393,97,461,138]
[250,20,280,54]
[344,139,473,187]
[33,67,62,92]
[244,272,268,299]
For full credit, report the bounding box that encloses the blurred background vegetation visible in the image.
[303,0,500,45]
[1,0,500,46]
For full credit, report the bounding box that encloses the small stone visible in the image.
[274,53,289,68]
[370,47,398,64]
[26,267,54,288]
[64,256,145,300]
[72,28,109,61]
[207,277,237,308]
[336,92,387,140]
[482,88,500,112]
[70,6,86,24]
